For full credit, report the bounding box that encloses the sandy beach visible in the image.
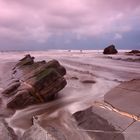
[0,50,140,140]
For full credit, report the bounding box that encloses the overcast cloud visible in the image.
[0,0,140,50]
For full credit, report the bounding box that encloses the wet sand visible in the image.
[0,50,140,140]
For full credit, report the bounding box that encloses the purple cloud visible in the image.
[0,0,140,44]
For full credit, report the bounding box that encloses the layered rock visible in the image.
[103,45,118,54]
[1,54,67,109]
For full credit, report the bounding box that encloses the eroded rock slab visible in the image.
[22,123,55,140]
[22,110,91,140]
[1,54,67,109]
[104,79,140,116]
[124,121,140,140]
[73,106,128,140]
[0,118,17,140]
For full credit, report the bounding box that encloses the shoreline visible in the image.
[0,51,140,139]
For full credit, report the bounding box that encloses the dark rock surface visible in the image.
[126,50,140,56]
[128,50,140,54]
[1,54,67,109]
[103,45,118,54]
[81,80,96,84]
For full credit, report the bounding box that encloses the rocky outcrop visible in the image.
[126,50,140,56]
[103,45,118,54]
[0,118,17,140]
[128,50,140,54]
[1,54,67,109]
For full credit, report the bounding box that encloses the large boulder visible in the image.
[1,54,67,109]
[103,45,118,54]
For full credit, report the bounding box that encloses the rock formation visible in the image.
[103,44,118,54]
[125,50,140,56]
[104,79,140,117]
[73,106,125,140]
[1,54,67,109]
[128,50,140,54]
[0,118,17,140]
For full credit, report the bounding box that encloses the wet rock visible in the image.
[7,79,20,86]
[104,79,140,116]
[22,124,49,140]
[22,123,66,140]
[1,54,67,109]
[81,80,96,84]
[73,107,125,140]
[42,59,66,76]
[71,76,79,80]
[103,44,118,54]
[0,118,17,140]
[128,50,140,54]
[7,90,37,109]
[126,50,140,56]
[1,82,20,97]
[15,54,34,68]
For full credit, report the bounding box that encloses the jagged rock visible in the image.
[1,54,67,109]
[15,54,34,68]
[103,45,118,54]
[0,118,17,140]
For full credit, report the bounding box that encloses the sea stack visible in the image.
[103,44,118,54]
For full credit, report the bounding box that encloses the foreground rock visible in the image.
[1,54,67,109]
[104,79,140,116]
[73,106,125,140]
[103,79,140,140]
[103,45,118,54]
[22,123,57,140]
[0,118,17,140]
[22,110,91,140]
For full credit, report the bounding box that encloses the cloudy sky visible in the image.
[0,0,140,50]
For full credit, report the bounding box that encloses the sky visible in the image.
[0,0,140,50]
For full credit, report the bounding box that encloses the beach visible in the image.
[0,50,140,140]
